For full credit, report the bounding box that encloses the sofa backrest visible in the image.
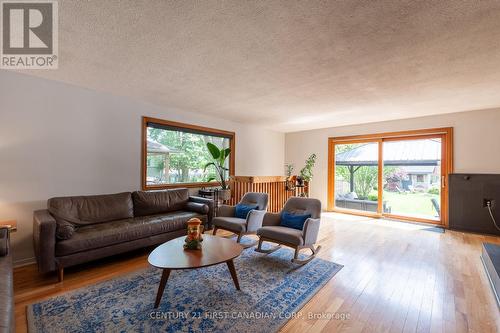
[132,188,189,217]
[48,192,134,226]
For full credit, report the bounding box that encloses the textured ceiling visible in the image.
[14,0,500,132]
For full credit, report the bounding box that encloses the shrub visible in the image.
[385,168,408,192]
[367,194,378,201]
[428,187,440,195]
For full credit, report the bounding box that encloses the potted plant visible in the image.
[204,142,232,201]
[285,164,296,191]
[297,154,317,196]
[299,153,317,182]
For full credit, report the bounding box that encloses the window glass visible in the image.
[145,121,232,186]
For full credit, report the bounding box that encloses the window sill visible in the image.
[143,182,221,190]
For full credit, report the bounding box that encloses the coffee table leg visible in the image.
[226,259,240,290]
[154,269,171,308]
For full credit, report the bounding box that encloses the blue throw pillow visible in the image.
[234,204,258,219]
[280,211,311,230]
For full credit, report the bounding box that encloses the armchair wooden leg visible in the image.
[241,241,257,249]
[291,245,321,265]
[311,245,321,255]
[235,233,257,248]
[256,237,264,251]
[254,237,281,254]
[57,267,64,282]
[212,227,218,236]
[293,247,300,260]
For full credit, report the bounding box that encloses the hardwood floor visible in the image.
[14,213,500,332]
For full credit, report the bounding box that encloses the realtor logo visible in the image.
[1,0,58,69]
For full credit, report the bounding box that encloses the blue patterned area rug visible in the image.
[27,248,342,333]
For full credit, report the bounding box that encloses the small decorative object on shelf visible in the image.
[184,218,204,250]
[286,177,297,192]
[285,164,296,191]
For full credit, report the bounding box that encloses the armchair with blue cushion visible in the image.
[212,192,269,248]
[255,197,322,264]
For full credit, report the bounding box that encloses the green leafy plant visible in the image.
[204,142,231,189]
[299,154,317,182]
[285,164,294,177]
[428,187,440,195]
[148,128,226,183]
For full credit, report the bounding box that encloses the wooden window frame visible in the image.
[327,127,453,227]
[142,116,235,190]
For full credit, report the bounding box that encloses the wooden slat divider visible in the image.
[227,176,308,212]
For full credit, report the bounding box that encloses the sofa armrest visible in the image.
[33,210,57,273]
[302,218,321,245]
[246,210,267,232]
[189,196,214,227]
[262,212,282,227]
[0,225,13,332]
[0,227,9,256]
[185,202,209,215]
[217,205,235,218]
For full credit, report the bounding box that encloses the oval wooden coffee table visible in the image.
[148,234,243,308]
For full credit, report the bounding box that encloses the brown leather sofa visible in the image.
[33,188,213,281]
[0,227,14,332]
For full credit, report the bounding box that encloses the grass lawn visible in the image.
[381,190,440,219]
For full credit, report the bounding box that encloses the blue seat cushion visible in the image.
[280,211,311,230]
[234,204,258,219]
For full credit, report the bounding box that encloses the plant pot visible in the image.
[296,176,304,187]
[218,189,232,201]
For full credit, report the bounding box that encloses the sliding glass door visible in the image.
[382,137,442,222]
[334,141,380,214]
[328,128,452,226]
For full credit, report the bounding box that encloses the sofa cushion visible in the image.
[257,226,304,246]
[48,192,134,227]
[55,211,205,256]
[55,220,75,240]
[132,189,189,217]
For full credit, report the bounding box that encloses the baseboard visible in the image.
[14,256,36,268]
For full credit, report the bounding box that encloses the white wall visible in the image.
[0,71,285,264]
[285,108,500,209]
[5,68,500,265]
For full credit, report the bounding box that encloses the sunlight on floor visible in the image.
[322,212,440,231]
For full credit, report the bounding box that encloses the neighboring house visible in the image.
[400,165,440,191]
[146,139,180,184]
